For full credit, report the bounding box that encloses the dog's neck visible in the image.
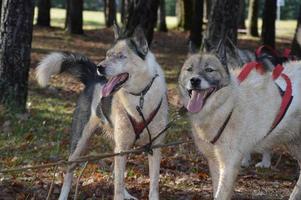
[117,53,165,120]
[189,79,237,141]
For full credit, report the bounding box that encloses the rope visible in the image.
[0,140,193,174]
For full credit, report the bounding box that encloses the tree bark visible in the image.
[37,0,51,27]
[291,5,301,58]
[158,0,167,32]
[261,0,276,48]
[189,0,204,48]
[206,0,240,50]
[0,0,2,22]
[238,0,246,29]
[205,0,211,20]
[104,0,116,27]
[247,0,259,37]
[125,0,159,45]
[0,0,35,112]
[66,0,83,34]
[176,0,193,30]
[121,0,128,24]
[65,0,70,29]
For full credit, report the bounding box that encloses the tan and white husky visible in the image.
[178,31,301,199]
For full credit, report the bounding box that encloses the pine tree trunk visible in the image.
[65,0,70,29]
[0,0,35,112]
[158,0,167,32]
[261,0,276,48]
[66,0,83,34]
[206,0,240,50]
[205,0,211,20]
[238,0,246,29]
[37,0,51,27]
[247,0,259,37]
[177,0,192,30]
[125,0,159,45]
[291,5,301,58]
[104,0,116,27]
[121,0,128,24]
[189,0,203,48]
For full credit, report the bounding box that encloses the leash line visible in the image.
[0,140,193,174]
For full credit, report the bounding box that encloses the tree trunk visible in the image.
[125,0,159,45]
[177,0,193,30]
[247,0,259,37]
[291,5,301,58]
[65,0,70,29]
[261,0,276,48]
[158,0,167,32]
[189,0,204,48]
[104,0,116,27]
[121,0,128,24]
[238,0,246,29]
[37,0,51,27]
[0,0,2,22]
[206,0,240,50]
[0,0,35,112]
[205,0,211,20]
[66,0,83,34]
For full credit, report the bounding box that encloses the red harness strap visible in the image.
[127,98,162,138]
[237,62,293,132]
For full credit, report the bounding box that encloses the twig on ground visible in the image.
[74,161,89,200]
[46,165,58,200]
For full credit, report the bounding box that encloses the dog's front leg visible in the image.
[114,148,127,200]
[148,148,161,200]
[208,159,220,197]
[214,157,240,200]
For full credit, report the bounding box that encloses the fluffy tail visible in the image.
[297,27,301,46]
[36,52,100,87]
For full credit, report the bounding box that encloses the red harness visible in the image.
[127,98,162,139]
[238,61,293,131]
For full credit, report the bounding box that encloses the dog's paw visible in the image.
[124,188,138,200]
[241,156,251,168]
[255,160,271,168]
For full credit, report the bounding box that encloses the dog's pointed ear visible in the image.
[113,21,120,40]
[216,39,230,74]
[132,26,148,59]
[188,41,198,57]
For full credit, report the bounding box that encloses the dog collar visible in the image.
[128,74,159,109]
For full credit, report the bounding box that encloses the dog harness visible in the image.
[211,46,293,144]
[126,74,162,140]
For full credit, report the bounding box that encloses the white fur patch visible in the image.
[35,52,65,87]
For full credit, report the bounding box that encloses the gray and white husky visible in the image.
[178,30,301,199]
[36,26,168,200]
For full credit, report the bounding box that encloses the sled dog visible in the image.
[36,26,168,200]
[179,31,301,199]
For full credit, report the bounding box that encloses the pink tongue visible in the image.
[187,90,204,113]
[102,76,122,97]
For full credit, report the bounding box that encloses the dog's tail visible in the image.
[36,52,100,87]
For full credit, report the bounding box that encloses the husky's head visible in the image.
[98,25,150,97]
[179,53,231,113]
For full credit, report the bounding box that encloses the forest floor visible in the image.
[0,24,300,200]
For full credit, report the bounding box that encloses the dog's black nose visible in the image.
[190,77,201,87]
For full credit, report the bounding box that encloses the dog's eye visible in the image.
[205,68,214,73]
[186,66,193,72]
[117,53,126,59]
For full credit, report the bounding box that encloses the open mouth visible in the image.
[102,73,129,97]
[186,88,215,113]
